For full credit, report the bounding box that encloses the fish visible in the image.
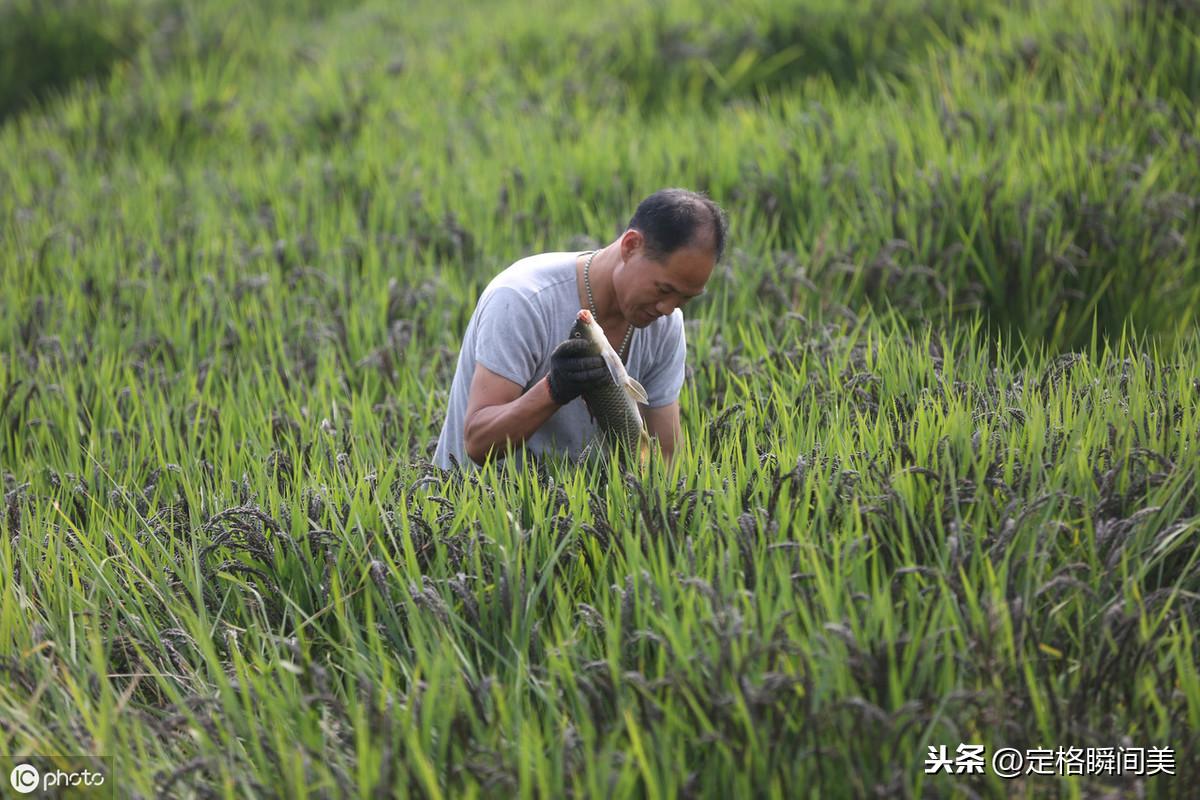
[557,309,652,465]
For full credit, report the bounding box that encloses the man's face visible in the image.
[614,231,715,328]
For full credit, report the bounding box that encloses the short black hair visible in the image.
[626,188,728,263]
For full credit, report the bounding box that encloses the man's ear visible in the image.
[619,229,643,260]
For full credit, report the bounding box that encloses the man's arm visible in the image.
[463,364,560,465]
[642,401,682,463]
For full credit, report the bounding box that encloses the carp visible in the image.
[557,309,652,465]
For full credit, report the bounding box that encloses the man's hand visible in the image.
[547,339,607,406]
[642,401,681,463]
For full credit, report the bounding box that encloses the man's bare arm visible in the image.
[642,401,682,463]
[463,364,560,465]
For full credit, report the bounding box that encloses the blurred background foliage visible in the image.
[2,0,1197,361]
[0,0,150,120]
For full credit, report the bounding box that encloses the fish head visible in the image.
[570,309,607,351]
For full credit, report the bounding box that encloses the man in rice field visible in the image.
[433,188,727,468]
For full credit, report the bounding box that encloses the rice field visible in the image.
[1,0,1198,797]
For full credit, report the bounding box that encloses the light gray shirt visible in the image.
[433,251,686,469]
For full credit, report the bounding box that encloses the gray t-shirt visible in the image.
[433,251,686,469]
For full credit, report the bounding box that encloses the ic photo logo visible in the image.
[9,764,40,794]
[6,761,108,796]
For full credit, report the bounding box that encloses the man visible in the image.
[433,188,727,469]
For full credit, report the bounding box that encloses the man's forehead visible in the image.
[659,246,716,289]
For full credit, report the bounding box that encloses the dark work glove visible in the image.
[547,338,607,406]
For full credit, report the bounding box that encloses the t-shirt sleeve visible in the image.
[640,312,687,408]
[472,287,546,388]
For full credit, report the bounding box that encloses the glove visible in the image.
[547,338,608,406]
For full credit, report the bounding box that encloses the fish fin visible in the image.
[623,377,648,405]
[586,402,596,423]
[601,348,624,384]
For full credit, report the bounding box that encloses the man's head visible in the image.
[612,188,728,328]
[626,188,728,264]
